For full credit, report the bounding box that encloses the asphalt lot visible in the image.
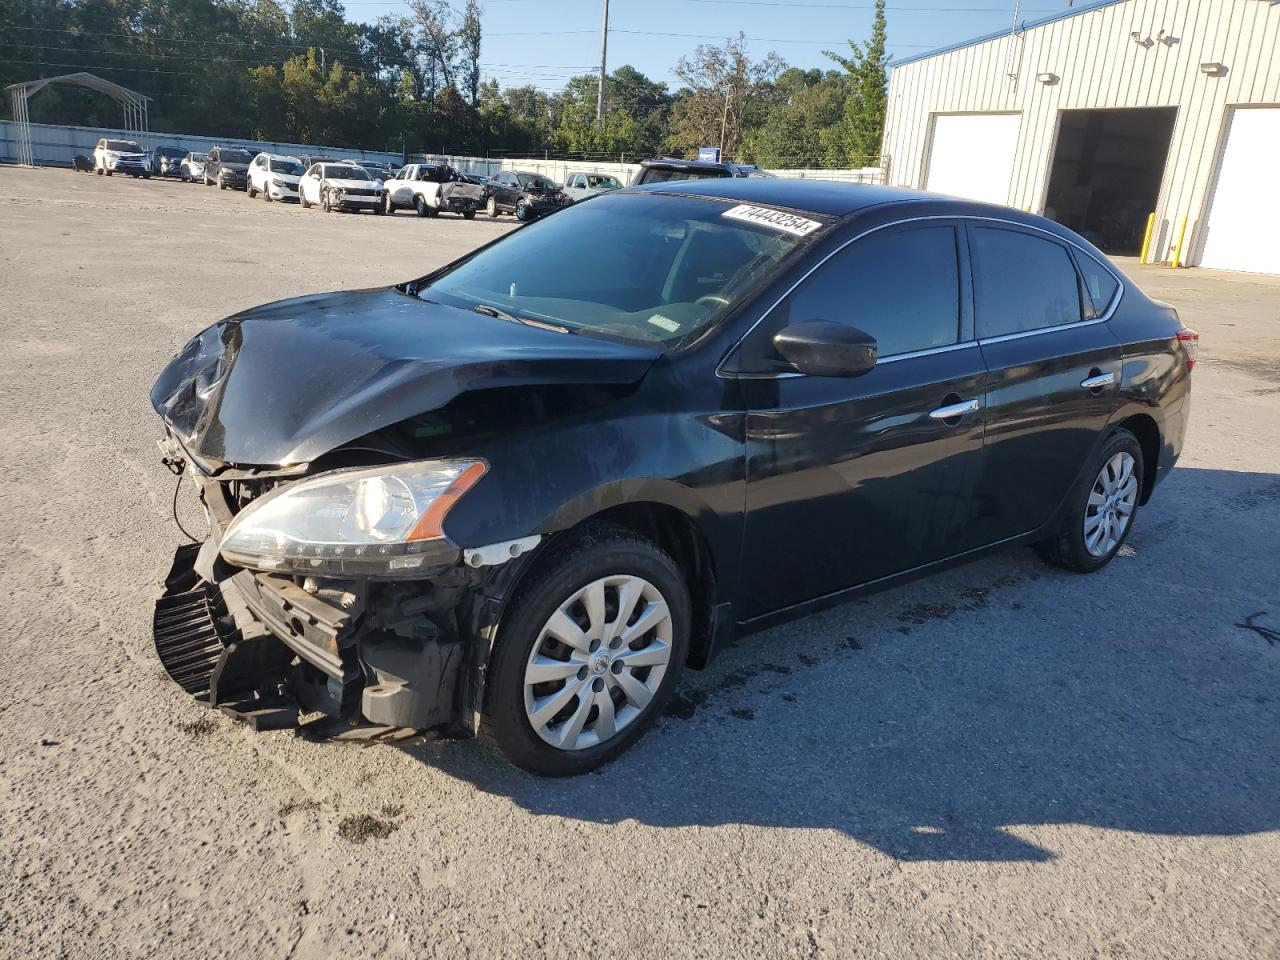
[1,165,1278,959]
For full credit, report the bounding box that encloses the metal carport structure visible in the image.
[5,72,151,167]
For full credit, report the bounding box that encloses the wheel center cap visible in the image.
[591,653,610,674]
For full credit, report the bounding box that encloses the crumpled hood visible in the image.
[151,287,660,467]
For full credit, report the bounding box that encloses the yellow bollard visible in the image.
[1139,212,1156,264]
[1171,215,1189,268]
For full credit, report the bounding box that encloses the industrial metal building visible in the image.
[881,0,1280,274]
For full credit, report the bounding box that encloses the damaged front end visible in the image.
[153,446,538,736]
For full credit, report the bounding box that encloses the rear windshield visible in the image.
[421,193,822,347]
[105,140,141,152]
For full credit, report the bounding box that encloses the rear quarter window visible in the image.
[1075,252,1121,319]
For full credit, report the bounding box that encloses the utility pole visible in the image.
[596,0,609,124]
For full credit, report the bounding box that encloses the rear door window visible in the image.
[971,227,1084,337]
[778,224,963,358]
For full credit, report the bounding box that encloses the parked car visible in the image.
[563,172,624,203]
[71,154,94,173]
[632,156,774,185]
[151,146,187,177]
[482,170,570,221]
[149,178,1196,776]
[93,138,150,178]
[384,163,485,218]
[246,153,305,202]
[298,162,385,213]
[179,152,208,182]
[204,146,253,189]
[296,154,338,171]
[352,159,395,179]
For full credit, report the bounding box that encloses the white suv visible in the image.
[93,138,150,178]
[246,153,305,202]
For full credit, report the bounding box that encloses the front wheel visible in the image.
[300,190,311,209]
[383,193,395,215]
[486,195,498,218]
[321,190,332,212]
[515,199,530,222]
[1036,428,1143,573]
[482,524,690,776]
[247,180,257,198]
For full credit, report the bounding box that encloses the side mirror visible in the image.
[773,321,877,378]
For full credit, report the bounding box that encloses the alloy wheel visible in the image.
[1084,451,1138,557]
[522,575,673,752]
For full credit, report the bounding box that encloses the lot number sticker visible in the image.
[722,204,822,237]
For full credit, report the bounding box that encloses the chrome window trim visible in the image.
[717,212,1125,379]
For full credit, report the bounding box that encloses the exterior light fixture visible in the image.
[1036,72,1060,85]
[1131,31,1154,47]
[1200,62,1228,76]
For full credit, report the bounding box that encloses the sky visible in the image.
[339,0,1082,93]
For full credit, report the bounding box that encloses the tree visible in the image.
[666,34,784,159]
[740,68,847,168]
[457,0,482,107]
[825,0,889,166]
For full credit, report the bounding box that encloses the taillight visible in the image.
[1176,328,1199,371]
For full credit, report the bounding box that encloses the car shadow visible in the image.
[410,466,1280,862]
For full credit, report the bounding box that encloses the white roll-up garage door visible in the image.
[924,113,1022,207]
[1200,107,1280,275]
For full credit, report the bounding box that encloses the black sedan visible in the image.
[482,169,571,221]
[149,179,1195,776]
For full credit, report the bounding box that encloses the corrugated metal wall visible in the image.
[881,0,1280,266]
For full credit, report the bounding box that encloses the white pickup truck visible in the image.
[384,163,486,218]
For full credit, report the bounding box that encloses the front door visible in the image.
[734,220,986,619]
[965,223,1123,547]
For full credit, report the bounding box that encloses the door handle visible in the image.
[928,398,980,420]
[1080,372,1115,391]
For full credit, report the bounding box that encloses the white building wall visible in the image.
[881,0,1280,267]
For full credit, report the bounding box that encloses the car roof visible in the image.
[624,177,940,217]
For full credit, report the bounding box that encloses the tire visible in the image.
[515,199,529,222]
[481,523,690,776]
[486,195,499,218]
[264,185,273,202]
[383,194,395,215]
[247,180,257,199]
[321,190,331,212]
[105,169,112,177]
[1035,428,1144,573]
[219,178,226,190]
[204,172,211,186]
[463,209,476,220]
[142,171,151,180]
[374,199,385,215]
[300,190,310,209]
[414,195,428,218]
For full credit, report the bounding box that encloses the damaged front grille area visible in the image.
[153,544,230,694]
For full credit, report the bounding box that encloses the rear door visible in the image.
[736,219,986,618]
[966,221,1123,548]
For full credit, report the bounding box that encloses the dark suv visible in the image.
[204,146,254,190]
[633,156,774,185]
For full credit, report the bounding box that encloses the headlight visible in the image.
[219,460,487,576]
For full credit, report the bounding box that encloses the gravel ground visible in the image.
[1,166,1278,960]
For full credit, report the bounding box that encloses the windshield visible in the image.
[106,140,141,152]
[421,193,819,346]
[589,176,622,189]
[322,164,372,180]
[157,147,185,158]
[221,149,252,162]
[190,153,208,162]
[517,173,557,190]
[270,159,304,175]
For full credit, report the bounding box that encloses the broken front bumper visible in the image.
[153,541,469,732]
